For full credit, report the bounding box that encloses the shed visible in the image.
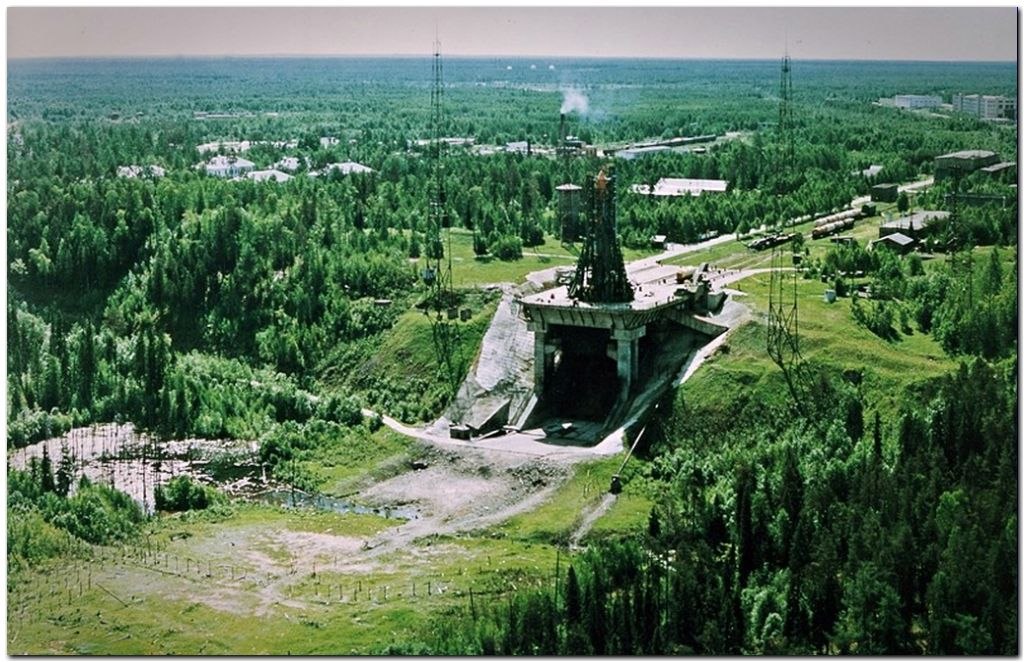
[870,232,915,254]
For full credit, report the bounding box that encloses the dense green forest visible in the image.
[7,56,1017,654]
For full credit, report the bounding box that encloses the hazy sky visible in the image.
[7,6,1019,61]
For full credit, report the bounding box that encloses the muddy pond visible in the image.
[8,423,419,520]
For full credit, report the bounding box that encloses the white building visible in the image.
[853,164,884,178]
[893,94,942,110]
[953,94,1016,120]
[631,177,729,197]
[412,137,475,148]
[117,164,166,178]
[320,136,340,148]
[616,146,671,160]
[197,140,253,154]
[246,169,292,183]
[314,161,374,177]
[505,141,530,154]
[203,155,255,178]
[275,156,302,172]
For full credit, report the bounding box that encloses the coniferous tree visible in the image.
[40,445,56,494]
[55,441,75,498]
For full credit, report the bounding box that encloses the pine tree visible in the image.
[55,441,76,497]
[40,444,56,494]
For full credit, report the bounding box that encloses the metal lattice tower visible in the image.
[777,53,795,177]
[568,169,633,303]
[427,36,450,280]
[425,37,461,395]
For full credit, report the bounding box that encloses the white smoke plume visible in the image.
[560,88,589,115]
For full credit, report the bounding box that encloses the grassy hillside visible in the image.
[320,293,499,423]
[676,284,948,428]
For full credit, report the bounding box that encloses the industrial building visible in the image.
[893,94,943,110]
[934,150,1000,180]
[879,210,950,240]
[870,183,899,203]
[953,94,1016,120]
[631,177,729,197]
[616,145,671,160]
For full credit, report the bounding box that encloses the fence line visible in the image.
[12,537,560,623]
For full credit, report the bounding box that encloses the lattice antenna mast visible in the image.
[428,36,451,296]
[776,52,795,179]
[426,37,462,395]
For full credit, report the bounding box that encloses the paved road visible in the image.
[633,233,737,270]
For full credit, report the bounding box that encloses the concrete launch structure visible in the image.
[518,169,727,429]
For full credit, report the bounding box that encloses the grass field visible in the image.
[6,503,571,655]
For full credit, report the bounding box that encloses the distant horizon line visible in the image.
[8,53,1017,65]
